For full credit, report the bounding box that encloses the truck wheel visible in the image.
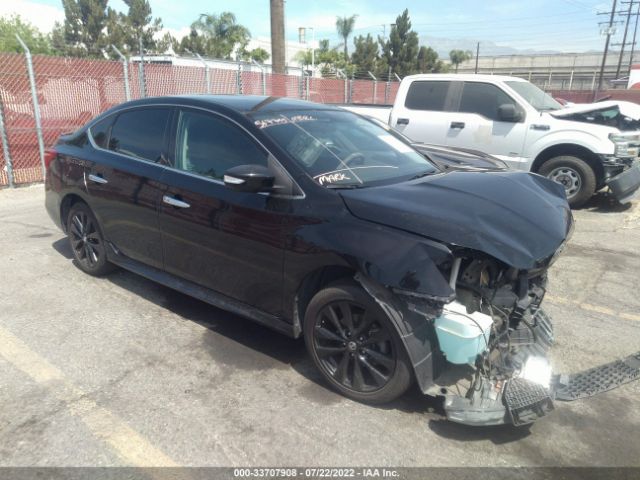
[538,155,596,208]
[303,281,413,404]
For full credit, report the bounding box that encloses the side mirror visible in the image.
[223,164,275,193]
[497,103,522,122]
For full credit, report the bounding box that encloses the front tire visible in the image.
[303,281,413,404]
[538,155,596,208]
[66,202,114,276]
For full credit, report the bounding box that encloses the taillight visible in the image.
[44,148,57,170]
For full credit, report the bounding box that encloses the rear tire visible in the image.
[66,202,115,276]
[538,155,596,208]
[303,281,413,404]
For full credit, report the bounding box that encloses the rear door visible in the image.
[86,106,172,269]
[390,80,456,145]
[158,107,286,316]
[444,81,529,169]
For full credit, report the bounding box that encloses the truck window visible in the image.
[404,81,450,111]
[459,82,516,121]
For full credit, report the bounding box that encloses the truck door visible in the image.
[390,80,457,146]
[444,81,529,170]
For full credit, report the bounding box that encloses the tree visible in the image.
[178,12,250,59]
[53,0,109,57]
[295,39,349,77]
[243,47,270,63]
[351,34,378,74]
[449,49,472,72]
[379,9,419,77]
[335,15,357,59]
[104,0,165,56]
[0,15,53,54]
[417,46,446,73]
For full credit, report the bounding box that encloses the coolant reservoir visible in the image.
[434,301,493,365]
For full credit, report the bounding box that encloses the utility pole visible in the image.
[615,0,634,77]
[597,0,619,90]
[474,42,480,74]
[629,2,640,73]
[270,0,285,74]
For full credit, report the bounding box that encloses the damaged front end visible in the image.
[357,250,560,427]
[429,253,556,426]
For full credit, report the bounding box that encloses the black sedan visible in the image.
[45,95,572,426]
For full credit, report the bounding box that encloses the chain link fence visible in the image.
[0,48,400,187]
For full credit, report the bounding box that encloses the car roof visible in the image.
[118,94,337,114]
[403,73,527,83]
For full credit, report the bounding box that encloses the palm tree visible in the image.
[190,12,250,59]
[335,15,357,60]
[449,49,473,73]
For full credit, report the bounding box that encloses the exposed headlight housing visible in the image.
[519,356,553,389]
[609,133,640,158]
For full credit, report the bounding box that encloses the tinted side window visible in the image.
[404,81,450,111]
[108,108,171,161]
[175,110,268,180]
[89,116,114,149]
[459,83,516,121]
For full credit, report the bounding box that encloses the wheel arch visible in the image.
[293,265,357,338]
[532,144,604,185]
[60,193,90,233]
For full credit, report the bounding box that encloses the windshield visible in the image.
[506,81,562,111]
[252,109,438,188]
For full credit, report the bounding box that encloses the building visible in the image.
[456,51,638,90]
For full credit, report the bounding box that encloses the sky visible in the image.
[0,0,625,54]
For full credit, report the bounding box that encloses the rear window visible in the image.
[108,108,172,162]
[404,81,450,111]
[89,116,114,149]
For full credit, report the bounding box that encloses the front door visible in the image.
[444,81,529,169]
[85,106,172,269]
[158,108,286,316]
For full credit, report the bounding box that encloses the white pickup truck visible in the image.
[345,74,640,207]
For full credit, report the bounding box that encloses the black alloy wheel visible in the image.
[313,301,396,392]
[304,282,412,404]
[66,202,114,276]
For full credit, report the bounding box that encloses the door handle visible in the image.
[396,118,410,125]
[162,195,190,209]
[450,121,465,129]
[88,173,108,184]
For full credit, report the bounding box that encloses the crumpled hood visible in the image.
[551,100,640,121]
[340,171,573,269]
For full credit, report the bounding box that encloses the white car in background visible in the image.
[346,74,640,207]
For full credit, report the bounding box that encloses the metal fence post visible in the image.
[568,70,574,91]
[237,60,243,94]
[368,71,377,104]
[111,45,131,101]
[385,68,391,104]
[252,60,266,96]
[0,98,15,187]
[299,69,304,99]
[15,34,45,179]
[348,74,354,103]
[138,37,146,98]
[191,51,210,93]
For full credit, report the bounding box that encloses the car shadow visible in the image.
[52,237,73,259]
[575,191,633,213]
[52,240,531,443]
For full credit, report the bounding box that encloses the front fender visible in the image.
[293,218,455,302]
[527,128,612,160]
